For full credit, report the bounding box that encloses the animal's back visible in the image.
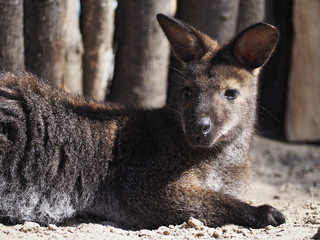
[0,71,119,223]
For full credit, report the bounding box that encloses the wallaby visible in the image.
[0,14,285,229]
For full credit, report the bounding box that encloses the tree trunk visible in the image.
[24,0,66,87]
[0,0,24,70]
[63,0,84,95]
[285,0,320,142]
[81,0,114,101]
[237,0,265,32]
[108,0,176,108]
[177,0,239,44]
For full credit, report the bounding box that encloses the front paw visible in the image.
[250,204,285,228]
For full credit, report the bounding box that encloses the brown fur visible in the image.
[0,14,285,229]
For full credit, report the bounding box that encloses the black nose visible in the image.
[188,117,212,137]
[200,117,211,135]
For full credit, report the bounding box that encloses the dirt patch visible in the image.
[0,136,319,239]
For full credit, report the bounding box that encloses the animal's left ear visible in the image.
[232,22,279,69]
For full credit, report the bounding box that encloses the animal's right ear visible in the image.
[157,14,209,63]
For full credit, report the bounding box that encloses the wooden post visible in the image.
[24,0,66,87]
[0,0,24,70]
[63,0,84,95]
[286,0,320,141]
[178,0,239,44]
[81,0,114,101]
[108,0,176,108]
[236,0,265,32]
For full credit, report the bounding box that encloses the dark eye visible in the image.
[182,87,193,99]
[224,89,239,100]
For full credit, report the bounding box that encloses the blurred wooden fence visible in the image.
[0,0,319,142]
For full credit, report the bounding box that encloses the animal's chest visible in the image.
[178,160,243,197]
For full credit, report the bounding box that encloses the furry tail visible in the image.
[0,72,77,224]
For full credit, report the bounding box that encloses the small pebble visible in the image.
[188,217,204,228]
[195,232,205,237]
[48,224,58,231]
[310,205,317,210]
[212,231,220,238]
[138,229,150,236]
[20,222,40,233]
[179,222,190,229]
[265,226,272,230]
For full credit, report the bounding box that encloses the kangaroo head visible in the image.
[157,14,279,148]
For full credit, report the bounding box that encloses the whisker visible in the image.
[168,107,182,116]
[259,105,282,124]
[169,66,192,81]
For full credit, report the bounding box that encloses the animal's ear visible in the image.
[232,22,279,69]
[157,14,212,63]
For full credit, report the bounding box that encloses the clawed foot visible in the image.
[249,204,286,228]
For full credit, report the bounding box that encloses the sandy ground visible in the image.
[0,135,319,240]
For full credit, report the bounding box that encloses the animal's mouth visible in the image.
[185,129,219,148]
[183,116,219,148]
